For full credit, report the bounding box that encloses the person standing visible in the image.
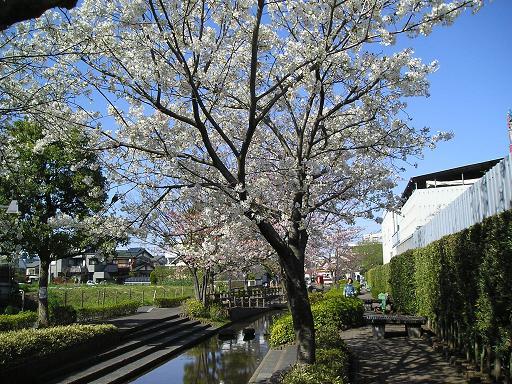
[344,278,355,297]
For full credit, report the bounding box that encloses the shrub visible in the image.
[182,298,206,318]
[282,332,349,384]
[208,303,229,322]
[0,312,37,332]
[50,305,77,326]
[308,292,324,304]
[0,324,118,366]
[269,296,363,347]
[149,270,158,285]
[324,288,344,299]
[76,301,139,322]
[281,363,345,384]
[312,297,363,330]
[154,296,190,308]
[269,313,295,347]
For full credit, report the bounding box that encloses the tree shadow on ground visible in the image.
[342,325,466,384]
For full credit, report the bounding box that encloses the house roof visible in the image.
[25,261,40,268]
[401,158,503,202]
[116,248,153,259]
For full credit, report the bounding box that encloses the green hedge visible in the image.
[389,250,417,314]
[365,209,512,360]
[269,296,363,347]
[76,301,139,322]
[365,263,390,298]
[0,324,118,366]
[0,312,37,332]
[154,296,190,308]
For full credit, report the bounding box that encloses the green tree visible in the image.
[353,241,383,274]
[0,120,113,326]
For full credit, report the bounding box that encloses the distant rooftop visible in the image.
[402,158,503,202]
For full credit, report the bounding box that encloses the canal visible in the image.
[128,311,280,384]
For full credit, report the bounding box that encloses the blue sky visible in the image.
[361,0,512,234]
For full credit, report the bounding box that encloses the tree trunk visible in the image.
[279,248,316,364]
[38,257,50,327]
[190,267,201,301]
[0,0,78,30]
[253,217,316,364]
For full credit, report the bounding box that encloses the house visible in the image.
[114,248,161,278]
[382,158,503,263]
[25,260,40,283]
[46,248,164,283]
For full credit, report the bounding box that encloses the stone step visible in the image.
[40,317,194,383]
[98,317,196,360]
[120,313,181,339]
[48,320,208,384]
[87,325,217,384]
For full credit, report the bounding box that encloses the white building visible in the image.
[382,159,502,264]
[361,232,382,243]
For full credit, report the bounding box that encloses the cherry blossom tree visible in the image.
[306,224,362,283]
[126,194,273,305]
[0,0,483,362]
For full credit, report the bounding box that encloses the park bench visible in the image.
[363,312,426,339]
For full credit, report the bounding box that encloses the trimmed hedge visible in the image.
[76,301,139,322]
[154,296,190,308]
[365,209,512,368]
[0,312,37,332]
[0,324,118,366]
[365,263,390,298]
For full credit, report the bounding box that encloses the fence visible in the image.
[410,155,512,249]
[209,287,286,308]
[50,285,194,308]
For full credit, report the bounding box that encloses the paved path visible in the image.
[342,289,467,383]
[106,306,182,332]
[248,345,298,383]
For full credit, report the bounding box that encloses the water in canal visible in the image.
[129,311,280,384]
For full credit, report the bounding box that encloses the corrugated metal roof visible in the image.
[402,158,503,202]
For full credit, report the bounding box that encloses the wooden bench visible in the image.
[363,312,426,339]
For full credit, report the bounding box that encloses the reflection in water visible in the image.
[129,312,279,384]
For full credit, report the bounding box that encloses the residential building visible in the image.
[361,232,382,243]
[48,247,164,283]
[382,158,502,263]
[25,260,40,283]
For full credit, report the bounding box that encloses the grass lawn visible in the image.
[48,285,194,308]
